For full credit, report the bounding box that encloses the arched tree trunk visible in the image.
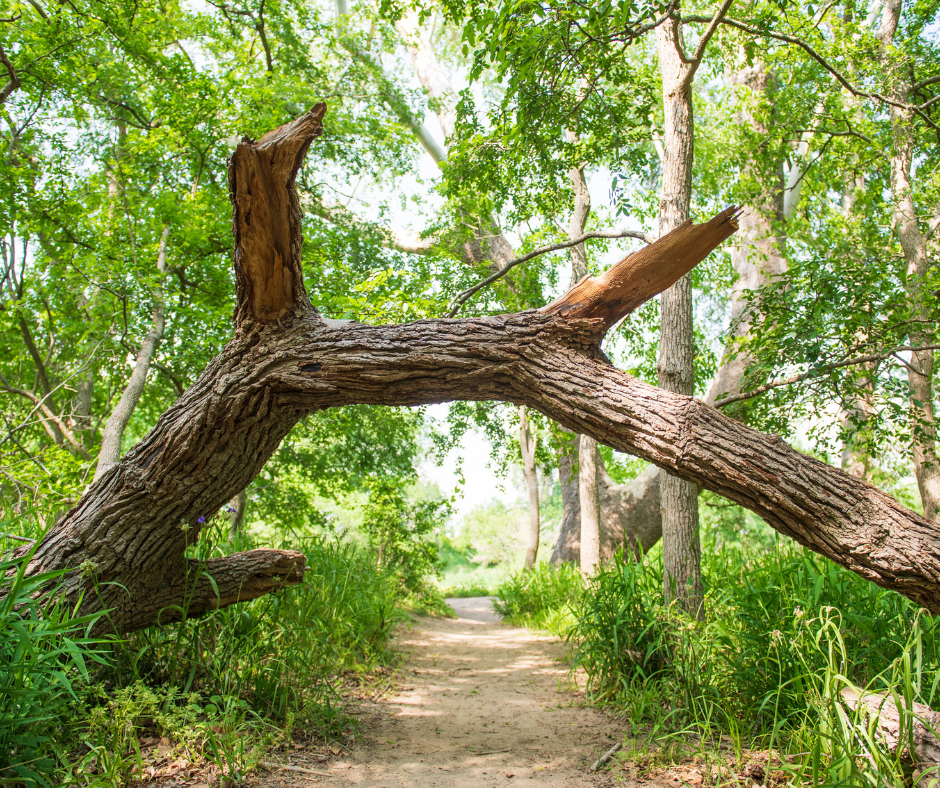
[21,106,940,635]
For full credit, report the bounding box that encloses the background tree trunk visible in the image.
[566,129,601,574]
[879,0,940,521]
[229,488,248,541]
[656,15,703,617]
[94,226,170,481]
[549,55,787,568]
[519,405,540,569]
[579,433,601,574]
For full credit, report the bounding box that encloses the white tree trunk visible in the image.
[519,405,540,569]
[880,0,940,521]
[94,226,170,481]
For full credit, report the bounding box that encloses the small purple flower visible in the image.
[197,516,205,524]
[225,506,236,514]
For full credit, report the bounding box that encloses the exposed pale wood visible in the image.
[230,104,325,325]
[590,741,622,772]
[842,688,940,765]
[541,208,739,332]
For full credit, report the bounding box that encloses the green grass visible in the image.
[495,537,940,786]
[440,564,515,598]
[0,510,408,787]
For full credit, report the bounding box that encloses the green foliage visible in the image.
[0,550,109,785]
[360,478,452,610]
[493,561,583,633]
[499,535,940,784]
[454,499,524,568]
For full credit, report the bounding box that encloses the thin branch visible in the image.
[683,15,940,132]
[445,229,654,318]
[0,44,20,105]
[0,532,36,543]
[927,212,940,241]
[0,374,91,458]
[715,345,940,408]
[913,74,940,92]
[683,0,735,87]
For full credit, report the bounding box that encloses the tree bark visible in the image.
[841,688,940,766]
[549,432,581,563]
[578,432,601,575]
[565,130,603,574]
[94,226,170,481]
[879,1,940,521]
[229,488,248,541]
[518,406,540,569]
[22,106,940,636]
[656,15,703,617]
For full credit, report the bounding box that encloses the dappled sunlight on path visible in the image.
[271,597,651,788]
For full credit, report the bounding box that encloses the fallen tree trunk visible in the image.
[841,687,940,766]
[22,105,940,633]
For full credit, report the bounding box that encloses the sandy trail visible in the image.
[285,597,639,788]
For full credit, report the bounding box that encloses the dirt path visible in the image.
[270,597,641,787]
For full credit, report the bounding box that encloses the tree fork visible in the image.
[21,106,940,634]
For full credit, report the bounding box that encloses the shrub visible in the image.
[494,561,583,633]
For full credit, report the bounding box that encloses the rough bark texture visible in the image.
[656,16,703,617]
[842,688,940,765]
[95,226,170,481]
[519,406,540,569]
[579,432,601,575]
[22,106,940,636]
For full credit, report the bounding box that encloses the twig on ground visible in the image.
[272,763,333,777]
[473,749,512,756]
[590,741,623,772]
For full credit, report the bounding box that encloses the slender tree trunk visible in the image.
[229,488,248,541]
[879,0,940,520]
[519,405,540,569]
[566,132,602,574]
[94,226,170,481]
[839,177,880,481]
[578,433,601,574]
[656,16,703,617]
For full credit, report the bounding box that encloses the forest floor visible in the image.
[249,597,682,788]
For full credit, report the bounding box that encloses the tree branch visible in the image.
[0,44,20,106]
[0,375,90,458]
[230,104,325,324]
[542,208,740,331]
[683,0,735,87]
[715,344,940,408]
[683,15,940,131]
[446,229,656,318]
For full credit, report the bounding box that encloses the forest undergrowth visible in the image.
[496,515,940,788]
[0,506,450,788]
